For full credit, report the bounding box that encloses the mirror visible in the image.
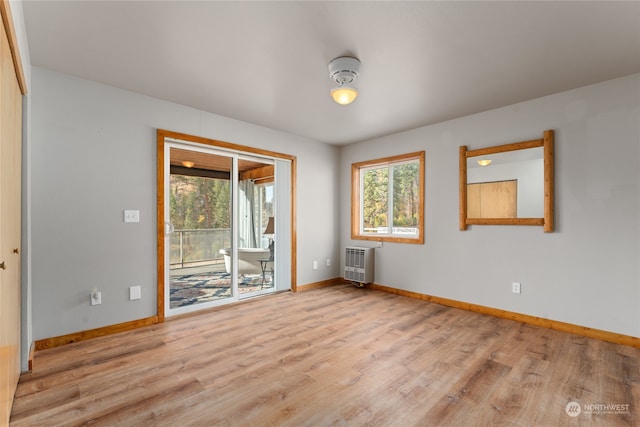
[459,130,554,232]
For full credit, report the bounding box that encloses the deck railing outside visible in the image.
[170,228,231,269]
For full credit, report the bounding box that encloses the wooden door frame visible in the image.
[156,129,297,321]
[0,1,26,424]
[0,1,27,95]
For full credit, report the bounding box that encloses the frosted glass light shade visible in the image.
[331,86,358,105]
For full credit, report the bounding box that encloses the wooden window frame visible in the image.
[351,151,425,244]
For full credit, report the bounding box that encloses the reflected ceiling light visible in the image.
[328,56,360,105]
[477,159,492,166]
[181,160,195,168]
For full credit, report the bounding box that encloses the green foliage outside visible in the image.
[169,175,274,266]
[363,168,388,230]
[392,163,419,228]
[169,175,231,266]
[362,161,419,233]
[170,175,230,230]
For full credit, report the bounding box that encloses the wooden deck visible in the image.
[11,284,639,426]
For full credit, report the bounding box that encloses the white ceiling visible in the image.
[22,1,640,145]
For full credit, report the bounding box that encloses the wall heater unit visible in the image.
[344,246,374,286]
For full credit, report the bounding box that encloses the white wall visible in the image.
[30,67,340,340]
[341,73,640,337]
[26,68,640,342]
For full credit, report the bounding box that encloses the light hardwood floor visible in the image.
[11,284,640,426]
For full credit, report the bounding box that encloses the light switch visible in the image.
[124,210,140,223]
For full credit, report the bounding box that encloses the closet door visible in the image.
[0,13,23,425]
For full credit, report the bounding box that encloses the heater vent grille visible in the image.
[344,247,374,284]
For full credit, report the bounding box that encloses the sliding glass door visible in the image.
[235,154,277,299]
[166,146,234,314]
[163,139,286,317]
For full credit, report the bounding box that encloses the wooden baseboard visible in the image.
[27,341,35,371]
[32,278,340,352]
[297,277,344,292]
[366,282,640,349]
[34,316,159,351]
[32,278,341,353]
[35,279,637,352]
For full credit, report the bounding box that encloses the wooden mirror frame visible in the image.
[459,130,554,232]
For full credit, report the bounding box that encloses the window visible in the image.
[352,151,425,244]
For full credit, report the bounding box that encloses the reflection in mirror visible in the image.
[459,130,554,232]
[467,147,544,218]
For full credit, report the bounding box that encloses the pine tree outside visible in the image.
[352,151,425,244]
[169,174,231,268]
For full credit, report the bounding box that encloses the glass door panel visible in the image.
[163,140,282,316]
[237,156,276,298]
[167,146,234,315]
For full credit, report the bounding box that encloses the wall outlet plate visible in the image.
[124,210,140,223]
[512,282,521,294]
[130,285,141,300]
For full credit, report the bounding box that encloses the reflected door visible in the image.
[467,180,517,218]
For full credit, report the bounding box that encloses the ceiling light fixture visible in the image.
[477,159,492,166]
[181,160,195,168]
[328,56,360,105]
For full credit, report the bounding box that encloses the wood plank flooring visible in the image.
[10,284,640,426]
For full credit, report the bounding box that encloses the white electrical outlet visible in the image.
[512,282,521,294]
[91,289,102,305]
[130,285,141,300]
[313,260,318,270]
[326,258,331,267]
